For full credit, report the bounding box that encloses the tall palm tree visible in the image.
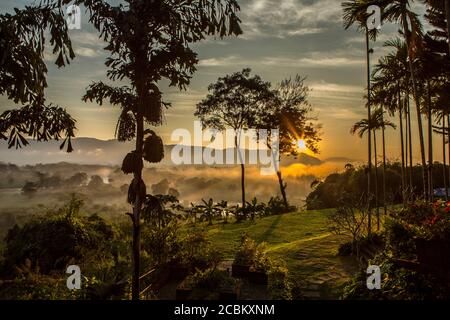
[431,0,450,54]
[424,0,450,199]
[446,0,450,55]
[351,107,396,230]
[371,84,396,215]
[382,0,427,199]
[372,38,409,201]
[343,0,381,233]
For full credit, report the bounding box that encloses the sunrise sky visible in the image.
[0,0,433,162]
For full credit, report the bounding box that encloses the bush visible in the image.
[343,201,450,300]
[142,224,222,272]
[186,268,235,291]
[3,198,117,275]
[265,196,295,216]
[343,255,450,300]
[268,265,292,300]
[233,234,269,272]
[338,242,353,256]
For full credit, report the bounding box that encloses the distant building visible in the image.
[433,188,450,197]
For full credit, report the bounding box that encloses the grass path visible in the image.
[265,232,333,252]
[185,210,359,299]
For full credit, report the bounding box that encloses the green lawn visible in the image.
[185,210,359,299]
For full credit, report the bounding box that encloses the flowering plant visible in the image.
[393,200,450,241]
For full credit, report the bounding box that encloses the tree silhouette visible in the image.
[351,107,396,230]
[74,0,242,299]
[257,75,321,210]
[342,0,381,234]
[195,68,273,215]
[379,0,427,199]
[0,3,76,151]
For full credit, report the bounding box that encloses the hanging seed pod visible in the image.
[127,178,147,204]
[121,151,143,174]
[143,131,164,163]
[115,111,135,142]
[143,84,162,125]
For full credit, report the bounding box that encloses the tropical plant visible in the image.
[197,198,221,226]
[73,0,242,300]
[380,0,428,199]
[245,197,267,220]
[351,107,396,229]
[343,0,382,234]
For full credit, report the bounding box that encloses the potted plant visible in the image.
[232,235,270,283]
[232,235,257,277]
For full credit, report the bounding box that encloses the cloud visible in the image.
[198,55,244,67]
[240,0,342,39]
[310,81,362,94]
[70,32,104,47]
[260,55,364,68]
[74,47,103,58]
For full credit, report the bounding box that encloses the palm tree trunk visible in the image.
[374,129,380,231]
[405,98,410,190]
[407,94,413,192]
[445,0,450,57]
[365,28,372,235]
[443,115,448,200]
[399,88,406,203]
[406,93,413,193]
[427,81,433,202]
[402,14,427,201]
[381,108,387,217]
[276,170,289,210]
[131,44,148,300]
[447,114,450,196]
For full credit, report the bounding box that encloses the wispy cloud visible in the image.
[74,47,103,58]
[240,0,342,39]
[260,55,364,68]
[198,55,244,67]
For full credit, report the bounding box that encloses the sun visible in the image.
[297,139,306,151]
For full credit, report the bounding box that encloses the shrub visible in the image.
[268,265,292,300]
[186,268,235,292]
[233,234,269,272]
[3,198,117,275]
[265,196,295,216]
[342,255,450,300]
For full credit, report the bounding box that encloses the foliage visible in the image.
[233,234,269,271]
[197,199,222,226]
[343,200,450,299]
[265,196,296,215]
[195,68,275,211]
[0,2,76,150]
[343,254,450,300]
[305,162,450,210]
[185,268,235,291]
[2,197,117,275]
[142,194,183,228]
[268,265,292,300]
[391,200,450,242]
[141,221,181,266]
[142,222,221,271]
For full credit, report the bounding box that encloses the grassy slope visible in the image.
[185,210,359,299]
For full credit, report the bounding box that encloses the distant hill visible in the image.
[0,138,324,166]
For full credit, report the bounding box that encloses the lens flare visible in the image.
[297,139,306,151]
